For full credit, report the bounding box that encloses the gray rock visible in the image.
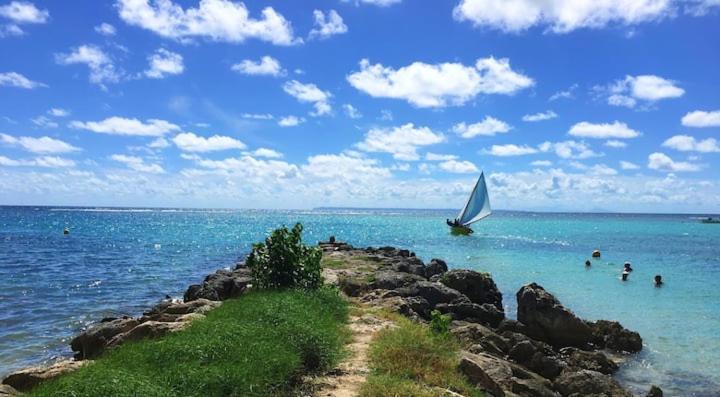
[590,320,643,353]
[553,369,632,397]
[108,321,186,347]
[401,296,432,319]
[452,323,510,355]
[436,301,504,327]
[70,317,139,359]
[440,269,503,310]
[560,347,618,375]
[183,268,251,302]
[460,352,560,397]
[516,283,593,349]
[338,276,370,297]
[0,385,19,396]
[395,281,465,307]
[390,257,427,277]
[371,270,425,290]
[646,385,663,397]
[425,258,448,278]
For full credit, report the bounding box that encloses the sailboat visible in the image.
[448,172,491,235]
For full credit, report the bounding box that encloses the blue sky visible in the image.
[0,0,719,212]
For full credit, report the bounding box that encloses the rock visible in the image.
[108,321,186,347]
[338,276,370,297]
[590,320,642,353]
[452,323,510,355]
[507,339,565,380]
[183,269,251,302]
[70,317,139,359]
[646,385,663,397]
[390,257,427,277]
[560,347,618,375]
[509,340,537,363]
[371,270,425,290]
[425,258,448,278]
[436,301,504,327]
[395,281,465,307]
[516,283,593,349]
[401,296,432,319]
[0,385,19,396]
[440,269,503,310]
[460,352,559,397]
[497,319,529,335]
[176,312,206,322]
[2,360,88,392]
[553,369,632,397]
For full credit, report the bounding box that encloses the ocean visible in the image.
[0,206,718,395]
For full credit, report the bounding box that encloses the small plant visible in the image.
[429,310,451,335]
[247,223,323,290]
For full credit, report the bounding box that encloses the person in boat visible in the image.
[624,262,633,272]
[446,218,461,227]
[654,275,663,287]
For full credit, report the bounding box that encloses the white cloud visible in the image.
[70,117,181,137]
[231,55,283,76]
[144,49,184,79]
[251,148,283,158]
[487,144,538,156]
[522,110,557,122]
[148,137,170,149]
[347,56,533,108]
[588,164,618,176]
[0,155,75,168]
[282,80,332,116]
[55,45,122,86]
[620,160,640,170]
[356,123,445,161]
[343,104,362,119]
[0,133,80,154]
[685,0,720,15]
[426,152,458,161]
[681,110,720,127]
[531,160,552,167]
[648,152,701,172]
[31,115,58,128]
[278,115,305,127]
[549,84,577,101]
[0,1,49,24]
[348,0,402,6]
[95,22,116,36]
[439,159,479,173]
[662,135,720,153]
[0,72,46,89]
[607,94,637,108]
[111,154,165,174]
[172,132,246,152]
[453,0,672,33]
[116,0,298,45]
[604,140,627,148]
[192,155,299,180]
[379,109,393,121]
[604,75,684,108]
[303,153,391,180]
[539,140,601,159]
[0,23,24,37]
[568,121,640,139]
[453,116,511,138]
[242,113,274,120]
[309,9,348,39]
[48,108,69,117]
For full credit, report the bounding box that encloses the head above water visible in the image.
[655,274,663,285]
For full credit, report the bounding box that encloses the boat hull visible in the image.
[450,226,473,235]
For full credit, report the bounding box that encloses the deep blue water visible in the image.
[1,206,719,395]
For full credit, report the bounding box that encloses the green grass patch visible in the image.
[30,289,349,397]
[321,258,346,269]
[360,318,485,397]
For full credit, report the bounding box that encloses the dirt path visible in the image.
[313,309,393,397]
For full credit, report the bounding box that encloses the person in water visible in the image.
[585,260,591,267]
[621,269,630,281]
[654,275,663,287]
[624,262,633,272]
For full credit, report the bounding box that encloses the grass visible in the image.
[321,257,346,269]
[30,288,349,397]
[359,317,485,397]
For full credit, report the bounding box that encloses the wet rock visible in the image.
[553,369,631,397]
[70,317,139,359]
[371,270,425,290]
[590,320,642,353]
[338,275,370,297]
[516,283,593,349]
[440,269,503,310]
[395,281,465,307]
[2,360,88,392]
[560,347,618,375]
[108,321,186,347]
[646,385,663,397]
[425,258,448,278]
[436,301,504,328]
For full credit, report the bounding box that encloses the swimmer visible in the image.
[654,275,663,287]
[624,262,633,272]
[585,260,591,267]
[621,270,630,281]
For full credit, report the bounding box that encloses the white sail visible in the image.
[456,172,492,226]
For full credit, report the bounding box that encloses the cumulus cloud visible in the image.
[0,71,46,89]
[55,45,122,87]
[342,104,362,119]
[144,48,184,79]
[549,84,577,101]
[172,132,246,152]
[426,153,458,161]
[303,153,391,180]
[568,121,640,139]
[116,0,298,45]
[602,75,684,108]
[539,140,601,159]
[453,0,672,33]
[439,159,479,173]
[681,110,720,127]
[70,117,181,136]
[453,116,511,138]
[0,1,49,24]
[531,160,552,167]
[0,155,75,168]
[486,144,538,156]
[347,57,533,108]
[522,110,557,122]
[231,55,283,76]
[604,140,627,148]
[242,113,274,120]
[345,0,402,6]
[309,9,347,39]
[0,133,80,154]
[111,154,165,174]
[648,152,701,172]
[30,115,58,128]
[357,123,445,161]
[148,137,170,149]
[95,22,116,36]
[48,108,69,117]
[587,164,618,176]
[278,115,305,127]
[620,160,640,170]
[191,155,299,180]
[251,148,283,158]
[283,80,332,116]
[662,135,720,152]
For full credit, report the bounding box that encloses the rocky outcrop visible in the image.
[371,270,425,290]
[590,320,643,353]
[436,301,504,327]
[183,267,252,302]
[440,269,503,310]
[553,369,632,397]
[0,385,19,396]
[425,258,448,278]
[647,385,663,397]
[70,316,140,359]
[460,352,560,397]
[2,360,88,392]
[560,347,618,375]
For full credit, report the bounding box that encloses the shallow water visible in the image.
[0,206,718,395]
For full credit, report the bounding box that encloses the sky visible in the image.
[0,0,719,212]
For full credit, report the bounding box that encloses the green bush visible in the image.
[429,310,451,335]
[247,223,323,290]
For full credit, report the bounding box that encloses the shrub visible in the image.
[247,223,323,290]
[429,310,451,335]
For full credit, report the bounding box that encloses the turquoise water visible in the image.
[0,206,718,395]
